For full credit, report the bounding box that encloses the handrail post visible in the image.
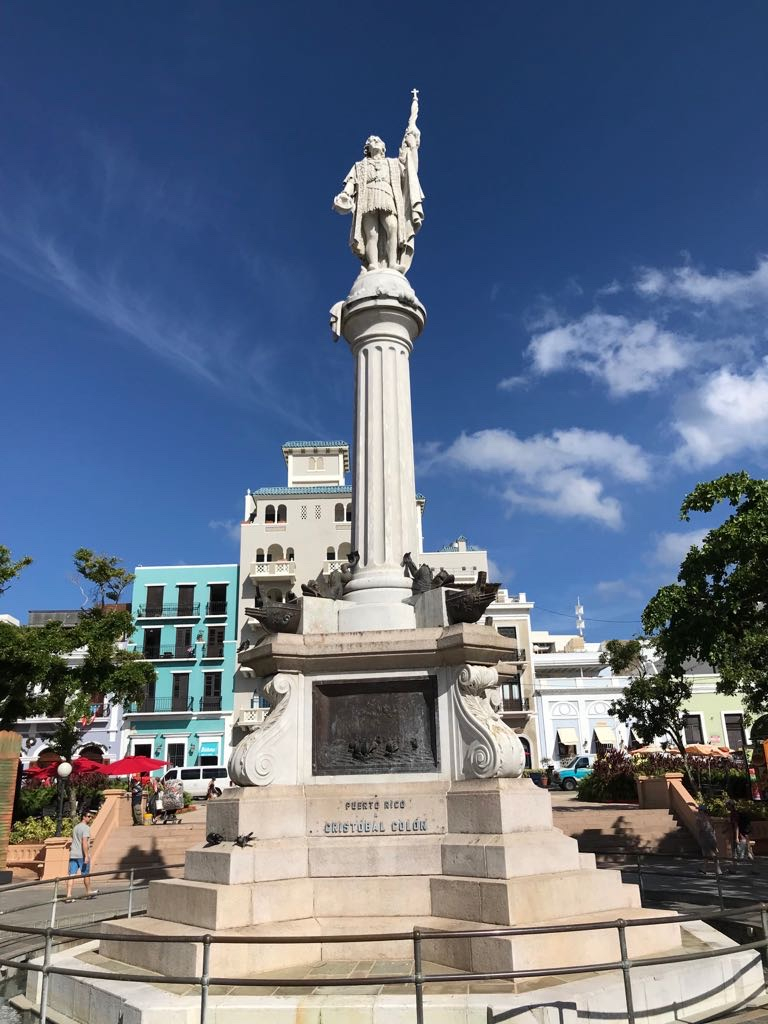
[714,855,724,910]
[636,854,645,906]
[617,919,636,1024]
[39,928,53,1024]
[50,879,59,928]
[199,934,211,1024]
[127,868,135,918]
[760,903,768,966]
[413,926,424,1024]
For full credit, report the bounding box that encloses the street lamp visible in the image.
[55,761,73,837]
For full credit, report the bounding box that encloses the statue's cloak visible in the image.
[344,148,424,272]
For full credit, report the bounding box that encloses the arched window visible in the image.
[308,456,316,470]
[256,548,265,563]
[77,743,105,763]
[277,504,287,523]
[265,504,276,524]
[267,544,284,563]
[267,588,283,604]
[316,456,324,470]
[286,548,295,561]
[338,542,351,560]
[334,503,344,522]
[326,547,335,561]
[346,503,352,522]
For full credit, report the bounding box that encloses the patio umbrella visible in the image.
[102,755,168,775]
[685,744,732,757]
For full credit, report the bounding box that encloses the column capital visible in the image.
[341,270,426,353]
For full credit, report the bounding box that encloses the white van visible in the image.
[162,765,228,799]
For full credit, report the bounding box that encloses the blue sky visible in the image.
[2,2,768,639]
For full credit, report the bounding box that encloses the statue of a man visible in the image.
[333,90,424,274]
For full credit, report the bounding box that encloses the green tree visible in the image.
[73,547,134,608]
[0,547,154,745]
[602,639,695,791]
[0,545,33,596]
[642,472,768,717]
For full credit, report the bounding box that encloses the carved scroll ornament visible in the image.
[228,673,297,787]
[451,664,525,779]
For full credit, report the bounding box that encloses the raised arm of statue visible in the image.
[399,89,421,166]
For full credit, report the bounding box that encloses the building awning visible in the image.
[594,727,616,746]
[557,728,579,746]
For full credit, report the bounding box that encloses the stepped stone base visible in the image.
[100,779,684,979]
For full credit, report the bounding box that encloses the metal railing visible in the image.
[135,604,201,618]
[2,867,768,1024]
[199,696,222,711]
[127,697,194,713]
[205,602,227,616]
[201,644,224,659]
[137,645,197,661]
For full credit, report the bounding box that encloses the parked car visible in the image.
[553,755,595,790]
[162,765,228,799]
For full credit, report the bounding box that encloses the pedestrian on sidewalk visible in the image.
[130,774,144,825]
[696,804,719,875]
[65,809,96,902]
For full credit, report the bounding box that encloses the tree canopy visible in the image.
[642,472,768,717]
[0,545,32,597]
[601,639,691,755]
[0,548,154,753]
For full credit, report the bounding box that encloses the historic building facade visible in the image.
[125,564,238,769]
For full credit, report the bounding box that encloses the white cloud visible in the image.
[595,579,642,599]
[209,519,241,543]
[672,359,768,466]
[651,529,708,568]
[497,375,527,391]
[636,256,768,309]
[596,279,622,297]
[526,312,691,396]
[425,427,652,529]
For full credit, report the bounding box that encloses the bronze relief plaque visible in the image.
[312,676,440,775]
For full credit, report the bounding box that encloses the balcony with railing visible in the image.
[88,702,110,718]
[199,696,222,711]
[205,601,228,617]
[201,644,224,659]
[137,645,197,661]
[501,696,530,714]
[135,603,200,619]
[248,560,296,581]
[126,696,194,714]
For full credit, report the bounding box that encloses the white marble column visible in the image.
[337,270,426,632]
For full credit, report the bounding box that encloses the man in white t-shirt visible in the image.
[65,809,96,901]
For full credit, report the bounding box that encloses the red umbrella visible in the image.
[102,755,168,775]
[24,756,108,777]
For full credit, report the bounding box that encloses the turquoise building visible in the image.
[125,564,239,770]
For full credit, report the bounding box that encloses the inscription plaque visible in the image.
[312,676,439,775]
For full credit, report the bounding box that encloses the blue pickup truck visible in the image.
[553,754,595,790]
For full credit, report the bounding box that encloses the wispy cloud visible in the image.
[421,427,651,529]
[651,528,709,568]
[497,375,528,391]
[636,256,768,309]
[209,519,241,543]
[526,312,692,397]
[595,579,642,599]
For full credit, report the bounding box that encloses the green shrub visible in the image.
[577,749,637,802]
[9,816,74,844]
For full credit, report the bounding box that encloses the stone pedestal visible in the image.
[100,778,682,980]
[338,270,425,632]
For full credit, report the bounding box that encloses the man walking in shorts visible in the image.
[65,809,96,901]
